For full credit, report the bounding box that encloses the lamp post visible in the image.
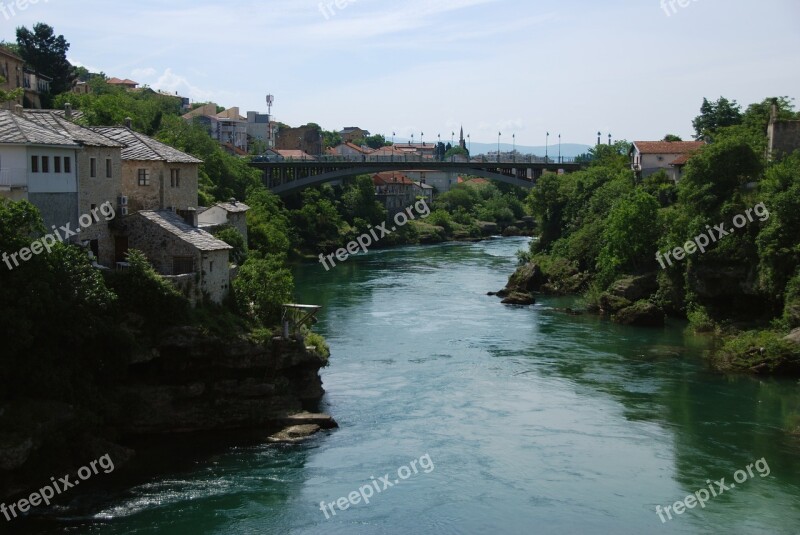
[597,131,601,147]
[558,134,561,163]
[392,132,395,162]
[512,133,516,162]
[608,133,612,146]
[497,132,502,163]
[451,131,455,146]
[546,132,549,163]
[438,133,441,160]
[467,134,471,156]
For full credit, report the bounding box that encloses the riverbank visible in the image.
[0,328,333,510]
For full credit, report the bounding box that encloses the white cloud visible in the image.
[131,67,157,78]
[151,68,214,103]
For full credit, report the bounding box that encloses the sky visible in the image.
[1,0,799,148]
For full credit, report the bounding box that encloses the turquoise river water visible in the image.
[16,238,800,534]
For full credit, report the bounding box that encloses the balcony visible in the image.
[0,168,28,189]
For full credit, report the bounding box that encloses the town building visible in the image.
[276,125,322,155]
[92,122,202,216]
[118,210,232,304]
[373,171,416,217]
[246,111,276,151]
[107,77,139,90]
[402,170,458,193]
[24,107,125,266]
[629,140,705,182]
[339,127,370,143]
[22,68,51,109]
[198,200,250,244]
[331,142,372,160]
[0,107,80,230]
[0,47,24,109]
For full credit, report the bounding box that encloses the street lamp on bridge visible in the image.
[497,132,502,163]
[512,133,516,162]
[545,132,549,163]
[558,134,561,164]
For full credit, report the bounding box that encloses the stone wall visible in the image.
[769,120,800,160]
[27,192,78,232]
[121,161,199,213]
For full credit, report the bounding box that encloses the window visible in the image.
[64,157,71,173]
[106,158,112,178]
[170,168,181,188]
[172,256,194,275]
[31,156,39,173]
[90,158,97,178]
[41,156,49,173]
[137,169,150,186]
[54,156,61,173]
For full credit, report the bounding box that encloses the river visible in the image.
[19,238,800,534]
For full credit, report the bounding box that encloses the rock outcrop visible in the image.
[612,301,666,327]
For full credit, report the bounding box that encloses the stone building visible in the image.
[198,200,250,244]
[0,47,24,110]
[117,210,232,305]
[92,124,202,215]
[768,103,800,161]
[0,108,80,230]
[373,171,416,218]
[276,125,322,155]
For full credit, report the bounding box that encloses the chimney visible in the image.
[184,207,198,227]
[124,117,132,129]
[65,102,72,119]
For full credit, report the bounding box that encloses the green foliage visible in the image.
[246,188,293,258]
[692,97,743,140]
[233,256,294,327]
[0,200,126,402]
[663,134,683,142]
[322,130,342,149]
[104,249,189,333]
[426,209,454,232]
[290,188,344,252]
[677,137,762,215]
[340,175,386,226]
[641,170,677,207]
[597,190,661,285]
[713,331,800,374]
[157,115,261,202]
[756,153,800,297]
[0,75,23,104]
[214,226,248,265]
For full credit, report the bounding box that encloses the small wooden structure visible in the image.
[281,304,322,340]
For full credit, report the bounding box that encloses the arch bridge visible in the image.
[250,159,585,196]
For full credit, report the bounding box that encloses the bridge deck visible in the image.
[250,160,584,196]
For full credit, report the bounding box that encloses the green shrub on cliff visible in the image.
[233,255,294,327]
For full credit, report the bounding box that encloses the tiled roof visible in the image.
[670,153,696,166]
[23,110,123,147]
[341,142,372,154]
[373,171,414,185]
[0,110,80,146]
[216,201,250,213]
[108,77,138,86]
[633,141,705,154]
[92,127,202,163]
[137,211,232,252]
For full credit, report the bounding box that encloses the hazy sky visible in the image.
[2,0,799,146]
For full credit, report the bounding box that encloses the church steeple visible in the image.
[459,125,466,150]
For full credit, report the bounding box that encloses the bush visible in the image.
[214,226,248,265]
[233,255,294,326]
[426,209,454,233]
[712,331,800,374]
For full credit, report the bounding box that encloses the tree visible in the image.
[664,134,683,142]
[692,97,743,140]
[597,189,661,284]
[16,23,76,97]
[233,256,294,326]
